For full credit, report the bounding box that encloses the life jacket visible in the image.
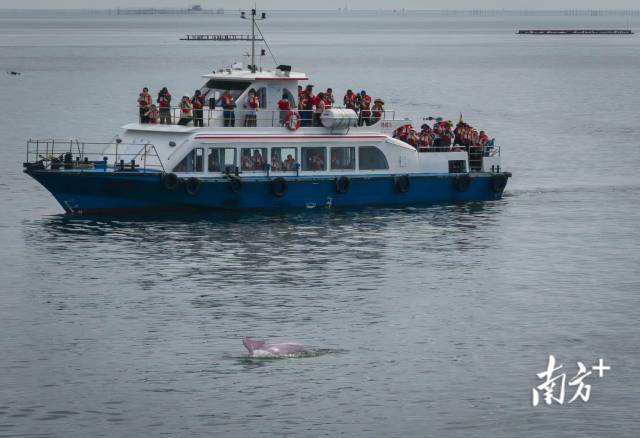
[419,130,433,147]
[323,94,333,109]
[406,131,418,147]
[344,93,355,109]
[180,100,192,117]
[299,94,308,110]
[360,95,371,112]
[192,95,205,109]
[158,93,171,108]
[248,95,259,110]
[478,133,489,146]
[471,130,479,146]
[139,93,151,108]
[277,99,290,111]
[222,95,234,110]
[285,110,301,130]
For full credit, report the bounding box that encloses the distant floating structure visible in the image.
[115,7,224,15]
[180,34,264,41]
[518,29,634,35]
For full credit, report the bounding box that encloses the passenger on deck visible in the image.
[221,90,236,127]
[357,90,372,126]
[178,96,193,125]
[371,98,384,123]
[300,84,314,127]
[478,130,489,147]
[252,149,265,170]
[343,89,356,111]
[283,154,296,171]
[418,124,434,150]
[157,87,172,124]
[192,89,205,127]
[144,104,159,124]
[324,88,334,109]
[244,88,259,127]
[313,92,326,127]
[277,94,291,126]
[138,87,152,123]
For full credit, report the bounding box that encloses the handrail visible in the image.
[25,139,165,172]
[137,106,396,128]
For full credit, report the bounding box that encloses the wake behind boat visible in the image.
[22,9,511,216]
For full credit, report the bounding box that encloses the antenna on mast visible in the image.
[240,7,267,73]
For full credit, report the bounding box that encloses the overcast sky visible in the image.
[2,0,639,10]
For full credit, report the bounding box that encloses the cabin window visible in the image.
[256,87,268,109]
[271,147,298,172]
[204,80,251,107]
[301,147,326,171]
[173,147,204,172]
[241,147,268,171]
[330,147,356,171]
[208,147,236,172]
[359,146,389,171]
[448,160,467,174]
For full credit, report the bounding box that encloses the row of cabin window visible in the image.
[173,146,389,173]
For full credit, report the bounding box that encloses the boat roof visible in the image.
[202,66,308,82]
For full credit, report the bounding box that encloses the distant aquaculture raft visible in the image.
[517,29,634,35]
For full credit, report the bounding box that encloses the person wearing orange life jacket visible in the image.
[343,89,356,110]
[371,98,385,123]
[277,94,291,127]
[478,130,489,147]
[191,89,205,127]
[357,90,372,126]
[324,88,334,109]
[144,104,159,124]
[177,96,193,126]
[300,84,314,127]
[244,88,259,127]
[221,90,236,127]
[157,87,172,124]
[313,92,326,127]
[418,124,434,150]
[138,87,152,123]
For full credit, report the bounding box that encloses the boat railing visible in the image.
[140,107,397,128]
[25,139,165,172]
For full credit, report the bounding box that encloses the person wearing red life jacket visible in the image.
[177,96,193,126]
[371,98,385,123]
[406,129,419,148]
[144,104,159,124]
[324,88,334,109]
[244,88,259,127]
[343,89,356,110]
[358,90,372,126]
[138,87,152,123]
[478,130,489,147]
[313,92,326,127]
[300,84,314,127]
[157,87,172,124]
[418,124,433,150]
[277,95,291,127]
[191,89,205,127]
[221,90,236,127]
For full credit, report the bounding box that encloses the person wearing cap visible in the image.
[357,90,372,126]
[371,98,385,123]
[177,95,193,126]
[138,87,152,123]
[192,89,205,127]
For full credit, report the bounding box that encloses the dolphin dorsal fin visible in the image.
[242,337,266,353]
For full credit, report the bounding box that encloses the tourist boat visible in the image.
[22,11,511,215]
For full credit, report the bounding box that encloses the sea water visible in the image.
[0,10,639,437]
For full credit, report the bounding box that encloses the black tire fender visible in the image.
[335,176,350,194]
[271,177,288,197]
[162,172,179,191]
[394,174,410,194]
[185,177,201,196]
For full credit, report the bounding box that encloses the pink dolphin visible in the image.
[242,337,307,357]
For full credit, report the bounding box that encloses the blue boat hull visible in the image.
[25,170,510,215]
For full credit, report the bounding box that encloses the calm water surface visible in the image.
[0,10,639,437]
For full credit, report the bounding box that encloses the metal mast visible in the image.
[241,8,266,73]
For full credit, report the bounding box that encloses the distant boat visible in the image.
[7,71,21,75]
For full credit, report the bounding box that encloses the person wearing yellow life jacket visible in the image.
[244,88,259,127]
[221,90,236,127]
[371,98,384,123]
[138,87,152,123]
[177,96,193,126]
